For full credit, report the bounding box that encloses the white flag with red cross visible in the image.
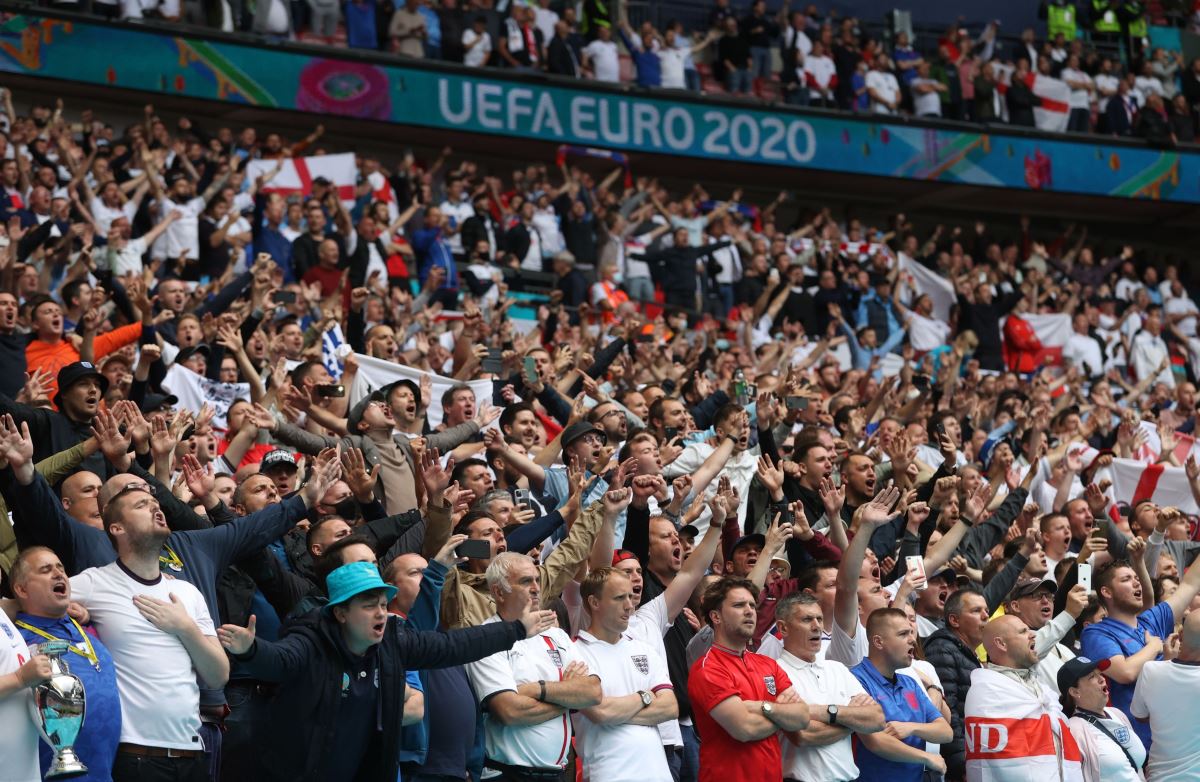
[245,153,358,208]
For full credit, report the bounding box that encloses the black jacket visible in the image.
[547,35,581,77]
[236,610,527,782]
[1136,106,1175,147]
[1006,77,1037,127]
[292,232,345,282]
[924,628,981,775]
[460,211,498,261]
[0,395,112,478]
[1106,94,1136,136]
[955,289,1023,370]
[645,239,732,309]
[0,333,28,399]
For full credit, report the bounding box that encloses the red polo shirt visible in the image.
[688,642,793,782]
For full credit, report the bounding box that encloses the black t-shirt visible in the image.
[319,647,381,782]
[195,216,230,282]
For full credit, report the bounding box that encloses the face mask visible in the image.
[333,497,360,522]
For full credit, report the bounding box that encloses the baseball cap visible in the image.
[678,524,700,541]
[381,379,420,403]
[259,449,299,473]
[561,421,606,448]
[53,361,108,408]
[612,550,640,566]
[324,561,396,613]
[175,344,210,366]
[313,176,332,186]
[1056,656,1110,696]
[730,533,766,555]
[1008,577,1057,602]
[347,391,386,431]
[141,392,179,415]
[770,555,791,577]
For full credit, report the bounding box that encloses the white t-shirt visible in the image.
[804,54,837,98]
[1131,659,1200,781]
[782,26,812,60]
[1063,332,1105,376]
[912,78,943,116]
[439,198,475,255]
[583,39,620,83]
[152,195,205,261]
[866,70,899,113]
[1068,708,1146,782]
[663,445,758,534]
[573,631,674,782]
[533,7,558,47]
[463,29,493,67]
[906,312,951,353]
[107,236,148,277]
[90,196,139,236]
[1135,74,1164,98]
[776,650,866,782]
[659,47,688,89]
[825,619,870,668]
[0,612,40,782]
[1115,277,1144,302]
[1095,73,1119,111]
[69,562,215,750]
[467,620,583,771]
[1060,68,1093,110]
[1165,294,1199,337]
[263,0,289,34]
[531,208,564,256]
[625,593,684,746]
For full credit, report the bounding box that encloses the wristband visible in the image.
[538,680,547,702]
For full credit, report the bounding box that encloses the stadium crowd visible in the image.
[26,0,1200,143]
[0,75,1200,782]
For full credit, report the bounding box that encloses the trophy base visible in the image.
[46,748,88,780]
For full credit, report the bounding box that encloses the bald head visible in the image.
[982,615,1037,669]
[98,473,153,512]
[1181,608,1200,661]
[61,470,103,529]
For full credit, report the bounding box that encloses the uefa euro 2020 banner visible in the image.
[1,13,1197,203]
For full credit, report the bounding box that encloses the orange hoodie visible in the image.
[27,322,143,404]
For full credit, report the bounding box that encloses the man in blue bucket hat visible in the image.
[217,560,556,782]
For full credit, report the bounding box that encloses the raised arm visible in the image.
[662,495,730,618]
[483,428,547,491]
[834,487,900,634]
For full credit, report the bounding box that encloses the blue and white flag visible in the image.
[321,324,347,380]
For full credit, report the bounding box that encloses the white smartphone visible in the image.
[1077,563,1093,592]
[906,556,928,590]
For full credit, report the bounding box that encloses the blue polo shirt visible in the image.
[850,657,941,782]
[16,613,121,782]
[1080,601,1174,749]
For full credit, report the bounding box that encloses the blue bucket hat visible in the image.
[324,561,397,612]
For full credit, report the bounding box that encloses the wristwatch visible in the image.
[761,702,775,720]
[827,704,839,726]
[639,690,653,708]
